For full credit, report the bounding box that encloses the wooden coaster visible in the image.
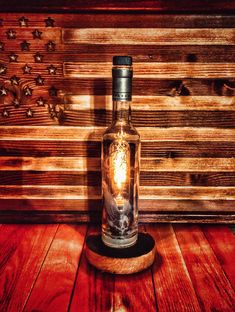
[86,232,156,274]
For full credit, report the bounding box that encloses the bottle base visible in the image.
[102,232,138,249]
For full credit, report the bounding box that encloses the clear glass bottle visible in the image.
[101,56,140,248]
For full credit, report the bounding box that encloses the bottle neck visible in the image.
[112,100,131,124]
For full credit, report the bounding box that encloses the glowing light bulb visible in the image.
[109,138,130,203]
[113,146,127,190]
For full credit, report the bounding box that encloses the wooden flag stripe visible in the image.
[0,199,234,212]
[1,14,235,28]
[1,126,235,141]
[2,111,235,127]
[62,28,235,45]
[1,171,235,187]
[1,185,235,200]
[1,157,235,172]
[64,96,235,111]
[64,62,235,78]
[1,140,235,158]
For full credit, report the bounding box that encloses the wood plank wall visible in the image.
[0,12,235,223]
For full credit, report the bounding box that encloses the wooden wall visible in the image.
[0,11,235,223]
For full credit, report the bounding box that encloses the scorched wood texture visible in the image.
[0,12,234,222]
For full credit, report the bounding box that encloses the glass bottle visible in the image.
[101,56,140,248]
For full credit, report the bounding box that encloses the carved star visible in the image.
[34,52,43,63]
[44,17,55,27]
[6,29,16,39]
[49,109,57,119]
[49,86,58,97]
[2,108,10,118]
[26,108,33,118]
[32,29,42,39]
[47,64,57,75]
[20,40,30,51]
[0,86,7,96]
[22,64,32,74]
[0,42,4,51]
[19,16,28,27]
[10,75,20,85]
[13,98,20,107]
[9,53,18,62]
[23,86,33,96]
[45,40,56,52]
[0,64,7,75]
[36,97,46,106]
[35,75,44,85]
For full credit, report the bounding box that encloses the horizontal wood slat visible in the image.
[25,78,233,96]
[62,110,235,127]
[0,14,235,28]
[1,171,235,187]
[1,140,235,157]
[64,62,235,79]
[1,185,235,200]
[0,211,234,223]
[64,96,235,111]
[2,140,235,157]
[1,157,235,172]
[1,126,235,141]
[62,28,235,45]
[0,199,234,213]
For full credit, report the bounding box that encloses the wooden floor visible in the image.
[0,224,234,312]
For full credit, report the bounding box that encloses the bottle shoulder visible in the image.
[103,123,140,141]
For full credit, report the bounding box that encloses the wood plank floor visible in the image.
[0,224,234,312]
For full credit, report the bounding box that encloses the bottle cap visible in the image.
[113,56,132,66]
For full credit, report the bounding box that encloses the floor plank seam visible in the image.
[172,224,202,310]
[200,225,235,293]
[67,224,89,312]
[22,224,60,312]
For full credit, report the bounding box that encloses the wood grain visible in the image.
[149,224,201,311]
[69,226,114,312]
[0,198,234,212]
[0,210,234,223]
[1,171,235,187]
[1,224,235,311]
[64,95,235,111]
[2,126,235,141]
[202,225,235,288]
[113,226,156,311]
[1,14,235,28]
[62,28,235,45]
[36,78,235,96]
[54,45,235,62]
[0,224,58,312]
[2,140,235,158]
[1,157,235,172]
[174,225,235,311]
[1,185,235,200]
[64,62,235,79]
[24,224,87,312]
[62,110,235,127]
[0,171,101,186]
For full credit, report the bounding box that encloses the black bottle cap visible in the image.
[113,56,132,66]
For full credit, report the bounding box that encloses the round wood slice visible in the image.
[86,232,156,274]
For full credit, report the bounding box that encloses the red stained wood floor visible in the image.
[0,224,234,312]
